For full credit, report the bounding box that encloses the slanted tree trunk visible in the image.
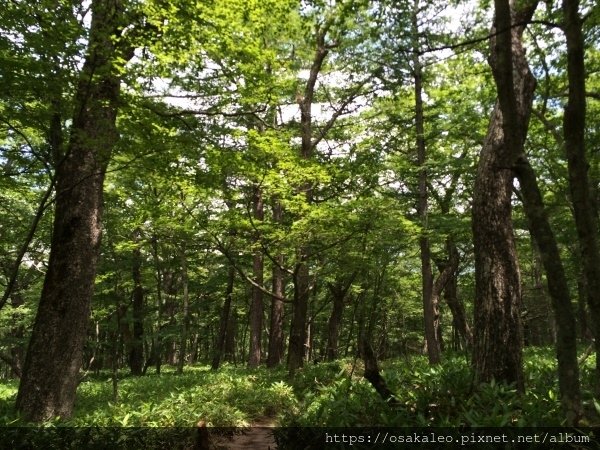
[15,0,131,421]
[431,241,459,344]
[248,186,264,368]
[437,240,472,350]
[562,0,600,392]
[0,96,61,313]
[360,336,398,405]
[485,0,582,421]
[515,155,583,422]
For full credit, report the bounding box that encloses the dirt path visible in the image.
[213,417,278,450]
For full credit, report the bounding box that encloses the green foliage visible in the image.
[286,376,390,427]
[0,348,598,432]
[0,381,18,425]
[279,349,594,428]
[0,365,298,427]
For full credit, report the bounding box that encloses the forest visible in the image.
[0,0,600,446]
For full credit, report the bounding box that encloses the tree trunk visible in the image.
[266,261,285,367]
[267,201,285,367]
[482,0,582,421]
[288,259,310,374]
[248,186,264,368]
[471,0,538,392]
[326,294,344,361]
[577,277,593,343]
[472,71,524,392]
[15,0,130,422]
[514,156,582,422]
[439,240,472,350]
[212,265,235,370]
[430,240,460,351]
[177,247,190,374]
[150,235,163,374]
[305,320,312,362]
[4,291,25,378]
[129,232,144,376]
[326,281,349,361]
[225,305,237,363]
[287,24,330,375]
[562,0,600,392]
[412,0,440,367]
[360,336,398,405]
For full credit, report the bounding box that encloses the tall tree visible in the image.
[15,0,133,421]
[471,0,534,392]
[287,0,375,374]
[212,265,236,370]
[562,0,600,391]
[267,200,285,367]
[325,272,356,361]
[411,0,440,365]
[502,0,583,420]
[248,185,264,368]
[475,0,582,420]
[286,17,332,373]
[129,230,145,376]
[177,245,190,374]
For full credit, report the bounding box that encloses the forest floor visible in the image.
[0,349,598,436]
[213,416,278,449]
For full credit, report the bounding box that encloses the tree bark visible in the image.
[472,0,538,393]
[562,0,600,392]
[438,240,472,350]
[267,202,285,368]
[288,259,310,373]
[360,336,398,406]
[430,241,459,349]
[576,277,593,343]
[482,0,583,421]
[129,232,144,376]
[325,272,357,360]
[472,69,524,391]
[411,0,440,367]
[177,247,190,374]
[150,234,163,374]
[212,265,235,370]
[224,303,237,363]
[326,290,345,361]
[287,25,329,375]
[514,156,582,422]
[248,186,264,368]
[15,0,130,422]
